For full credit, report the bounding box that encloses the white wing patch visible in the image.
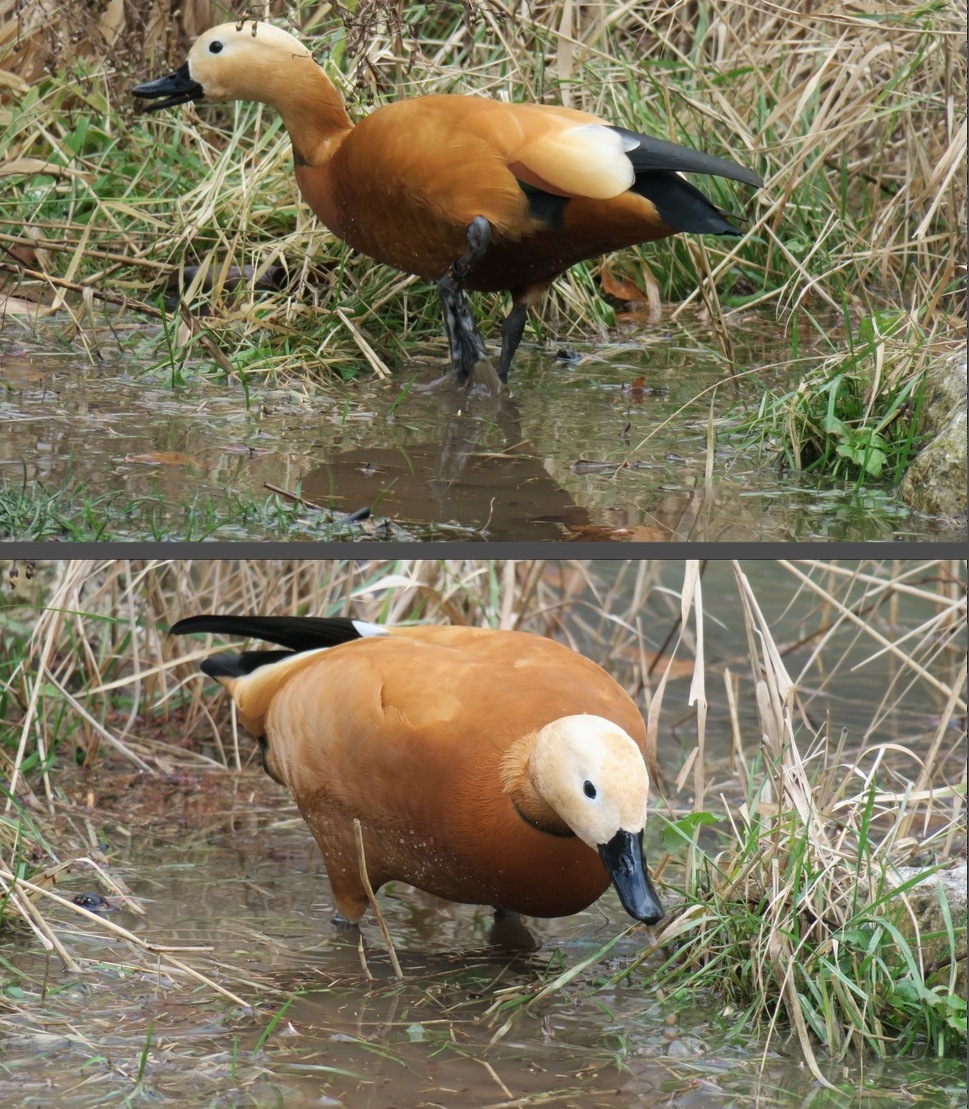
[351,620,389,638]
[523,123,635,200]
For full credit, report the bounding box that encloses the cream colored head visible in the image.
[183,22,314,103]
[531,714,649,849]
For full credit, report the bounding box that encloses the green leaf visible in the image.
[660,811,719,853]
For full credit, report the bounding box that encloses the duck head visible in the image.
[132,21,314,111]
[508,714,664,925]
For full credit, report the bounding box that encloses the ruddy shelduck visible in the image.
[134,21,762,386]
[171,614,664,929]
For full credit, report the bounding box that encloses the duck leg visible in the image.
[438,216,492,384]
[489,907,538,950]
[497,301,528,383]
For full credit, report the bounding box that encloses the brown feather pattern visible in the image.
[172,618,657,925]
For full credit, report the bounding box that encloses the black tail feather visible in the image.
[200,650,295,679]
[632,172,747,235]
[613,128,763,188]
[170,615,368,653]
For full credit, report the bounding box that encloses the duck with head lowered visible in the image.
[134,20,761,387]
[171,614,665,934]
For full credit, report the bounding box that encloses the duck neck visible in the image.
[263,60,353,167]
[500,733,574,838]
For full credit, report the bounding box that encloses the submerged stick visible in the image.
[356,929,372,982]
[353,818,403,980]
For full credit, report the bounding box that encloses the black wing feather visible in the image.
[170,614,367,653]
[612,128,763,187]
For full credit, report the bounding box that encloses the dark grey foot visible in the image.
[438,216,493,386]
[489,907,539,951]
[498,301,528,383]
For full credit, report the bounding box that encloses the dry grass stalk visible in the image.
[353,817,404,979]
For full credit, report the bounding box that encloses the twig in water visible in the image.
[356,929,372,982]
[353,818,403,979]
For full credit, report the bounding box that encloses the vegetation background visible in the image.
[1,0,965,482]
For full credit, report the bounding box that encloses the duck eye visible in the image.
[209,40,224,54]
[583,780,597,799]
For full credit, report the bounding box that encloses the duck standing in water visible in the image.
[172,614,664,931]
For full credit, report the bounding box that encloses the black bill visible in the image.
[598,828,664,924]
[132,62,203,111]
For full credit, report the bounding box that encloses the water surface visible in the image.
[1,315,957,540]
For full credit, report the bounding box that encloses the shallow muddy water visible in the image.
[1,775,962,1109]
[1,314,960,541]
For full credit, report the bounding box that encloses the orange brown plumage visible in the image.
[171,614,663,930]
